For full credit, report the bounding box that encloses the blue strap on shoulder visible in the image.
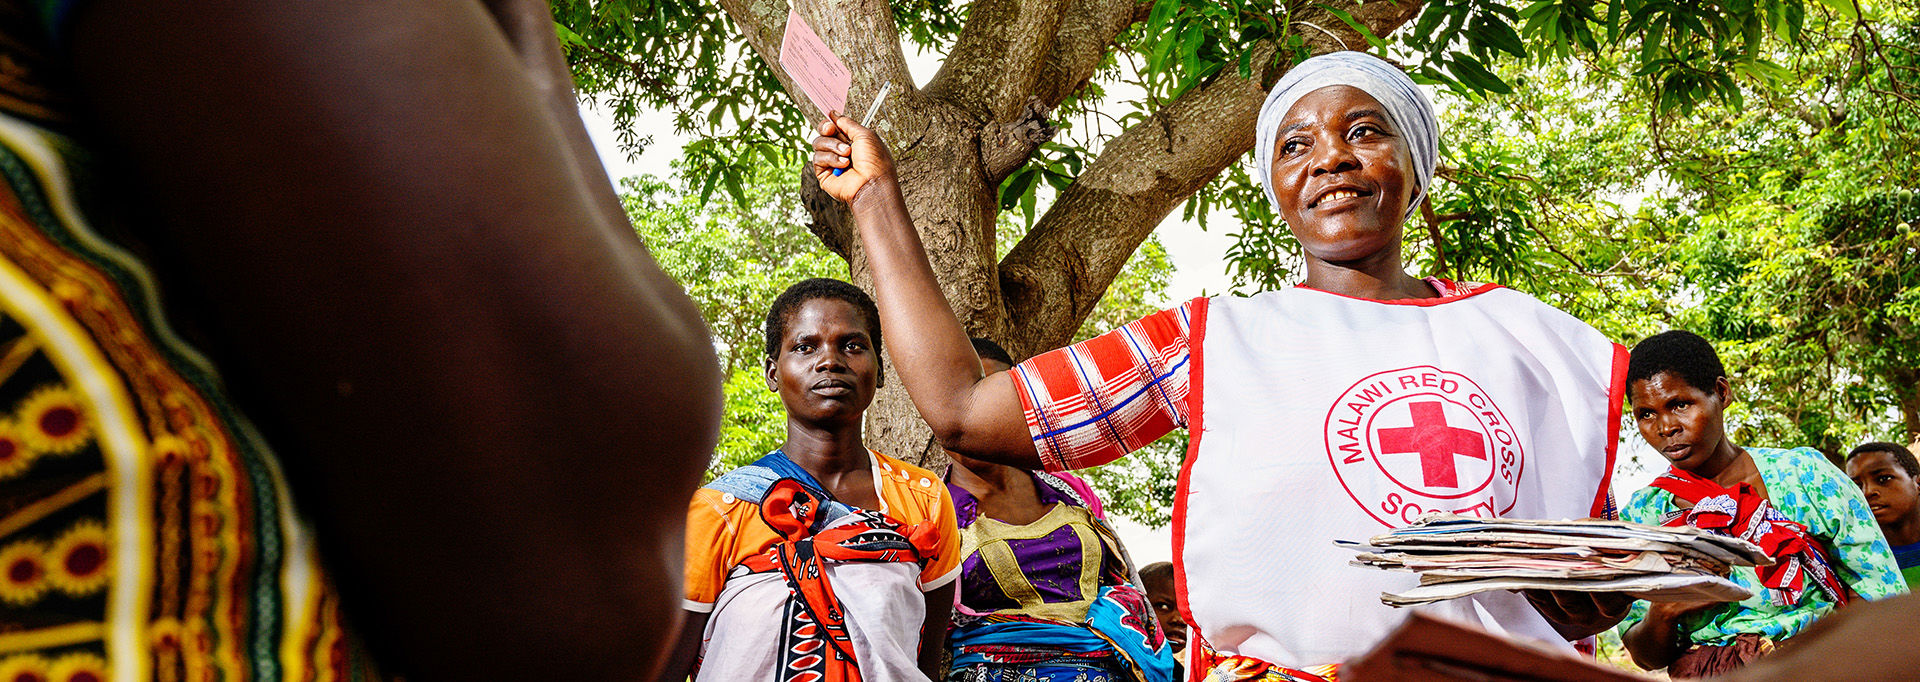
[703,450,855,527]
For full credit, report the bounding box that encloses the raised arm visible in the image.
[67,0,720,678]
[811,115,1038,468]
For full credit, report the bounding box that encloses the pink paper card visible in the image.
[779,9,851,120]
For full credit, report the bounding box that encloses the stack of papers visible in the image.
[1342,513,1773,607]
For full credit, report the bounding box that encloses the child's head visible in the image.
[1627,331,1735,473]
[763,279,883,425]
[1846,442,1920,530]
[1138,561,1187,652]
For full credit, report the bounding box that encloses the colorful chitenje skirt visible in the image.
[946,653,1134,682]
[947,585,1176,682]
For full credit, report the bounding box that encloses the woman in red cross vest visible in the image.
[811,51,1633,680]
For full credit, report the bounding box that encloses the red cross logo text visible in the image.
[1324,367,1525,528]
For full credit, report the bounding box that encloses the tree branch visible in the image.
[1029,0,1151,109]
[922,0,1067,123]
[955,0,1146,182]
[997,41,1282,355]
[996,0,1424,355]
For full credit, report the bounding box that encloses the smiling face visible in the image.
[765,297,880,428]
[1268,85,1416,264]
[1630,372,1737,475]
[1848,451,1920,526]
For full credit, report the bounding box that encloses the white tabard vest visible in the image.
[1174,284,1625,669]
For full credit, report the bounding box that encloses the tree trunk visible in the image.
[721,0,1425,466]
[1893,367,1920,444]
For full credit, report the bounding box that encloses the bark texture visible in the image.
[719,0,1426,465]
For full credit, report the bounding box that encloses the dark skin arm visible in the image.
[656,611,709,682]
[920,582,956,679]
[810,116,1040,469]
[1522,589,1636,641]
[67,0,720,678]
[1622,600,1721,670]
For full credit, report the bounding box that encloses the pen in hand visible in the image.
[833,81,892,177]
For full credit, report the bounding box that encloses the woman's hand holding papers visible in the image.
[1523,589,1636,640]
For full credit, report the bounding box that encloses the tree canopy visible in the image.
[572,0,1916,517]
[555,0,1879,462]
[1407,2,1918,454]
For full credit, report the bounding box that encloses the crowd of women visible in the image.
[663,51,1918,682]
[0,1,1912,680]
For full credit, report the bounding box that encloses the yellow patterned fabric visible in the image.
[0,2,387,679]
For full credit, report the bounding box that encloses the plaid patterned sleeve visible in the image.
[1009,299,1200,471]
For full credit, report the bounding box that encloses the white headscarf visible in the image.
[1253,51,1439,222]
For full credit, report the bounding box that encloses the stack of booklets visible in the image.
[1341,513,1773,607]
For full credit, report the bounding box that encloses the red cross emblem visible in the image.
[1376,401,1487,488]
[1325,366,1525,527]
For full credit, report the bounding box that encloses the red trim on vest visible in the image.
[1593,343,1630,518]
[1292,281,1503,306]
[1172,296,1207,682]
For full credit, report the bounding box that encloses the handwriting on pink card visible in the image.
[779,9,850,119]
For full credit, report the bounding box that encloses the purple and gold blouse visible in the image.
[947,470,1130,621]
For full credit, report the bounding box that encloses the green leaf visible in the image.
[1815,0,1856,21]
[1180,26,1205,74]
[722,167,748,210]
[1313,3,1389,49]
[1449,52,1514,94]
[1147,0,1179,33]
[1640,14,1668,65]
[1469,15,1529,58]
[1412,1,1457,43]
[999,166,1040,212]
[1742,58,1794,82]
[553,21,589,48]
[1149,23,1179,72]
[697,165,722,205]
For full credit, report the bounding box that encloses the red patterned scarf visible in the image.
[739,478,940,682]
[1192,637,1338,682]
[1649,467,1847,607]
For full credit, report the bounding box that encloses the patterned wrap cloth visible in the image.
[1616,446,1905,651]
[687,450,961,682]
[1650,467,1847,606]
[737,478,939,682]
[0,1,384,679]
